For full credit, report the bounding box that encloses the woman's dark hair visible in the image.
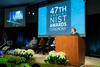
[72,27,76,31]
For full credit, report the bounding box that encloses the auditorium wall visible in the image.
[87,0,100,15]
[86,0,100,57]
[0,5,38,48]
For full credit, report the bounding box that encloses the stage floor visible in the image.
[85,56,100,66]
[34,54,100,67]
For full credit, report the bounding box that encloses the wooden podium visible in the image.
[55,36,85,66]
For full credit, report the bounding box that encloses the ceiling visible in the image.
[0,0,46,7]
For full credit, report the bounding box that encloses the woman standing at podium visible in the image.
[72,28,79,36]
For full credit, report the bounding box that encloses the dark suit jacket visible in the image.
[47,39,53,45]
[71,32,80,36]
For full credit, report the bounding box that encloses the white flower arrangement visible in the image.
[2,46,10,54]
[56,52,66,59]
[44,51,68,65]
[8,49,35,59]
[27,49,35,55]
[49,51,57,57]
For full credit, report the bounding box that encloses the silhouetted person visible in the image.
[26,37,37,49]
[50,39,55,50]
[36,38,45,53]
[46,36,53,46]
[38,38,45,46]
[45,36,53,52]
[32,63,40,67]
[2,31,8,43]
[0,64,7,67]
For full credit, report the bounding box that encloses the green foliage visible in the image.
[96,66,100,67]
[20,63,31,67]
[0,57,12,67]
[14,63,31,67]
[2,46,10,54]
[0,57,8,64]
[4,55,26,64]
[16,57,26,64]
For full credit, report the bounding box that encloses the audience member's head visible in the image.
[33,37,36,40]
[40,38,44,40]
[32,63,40,67]
[7,40,13,45]
[48,35,51,40]
[0,64,7,67]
